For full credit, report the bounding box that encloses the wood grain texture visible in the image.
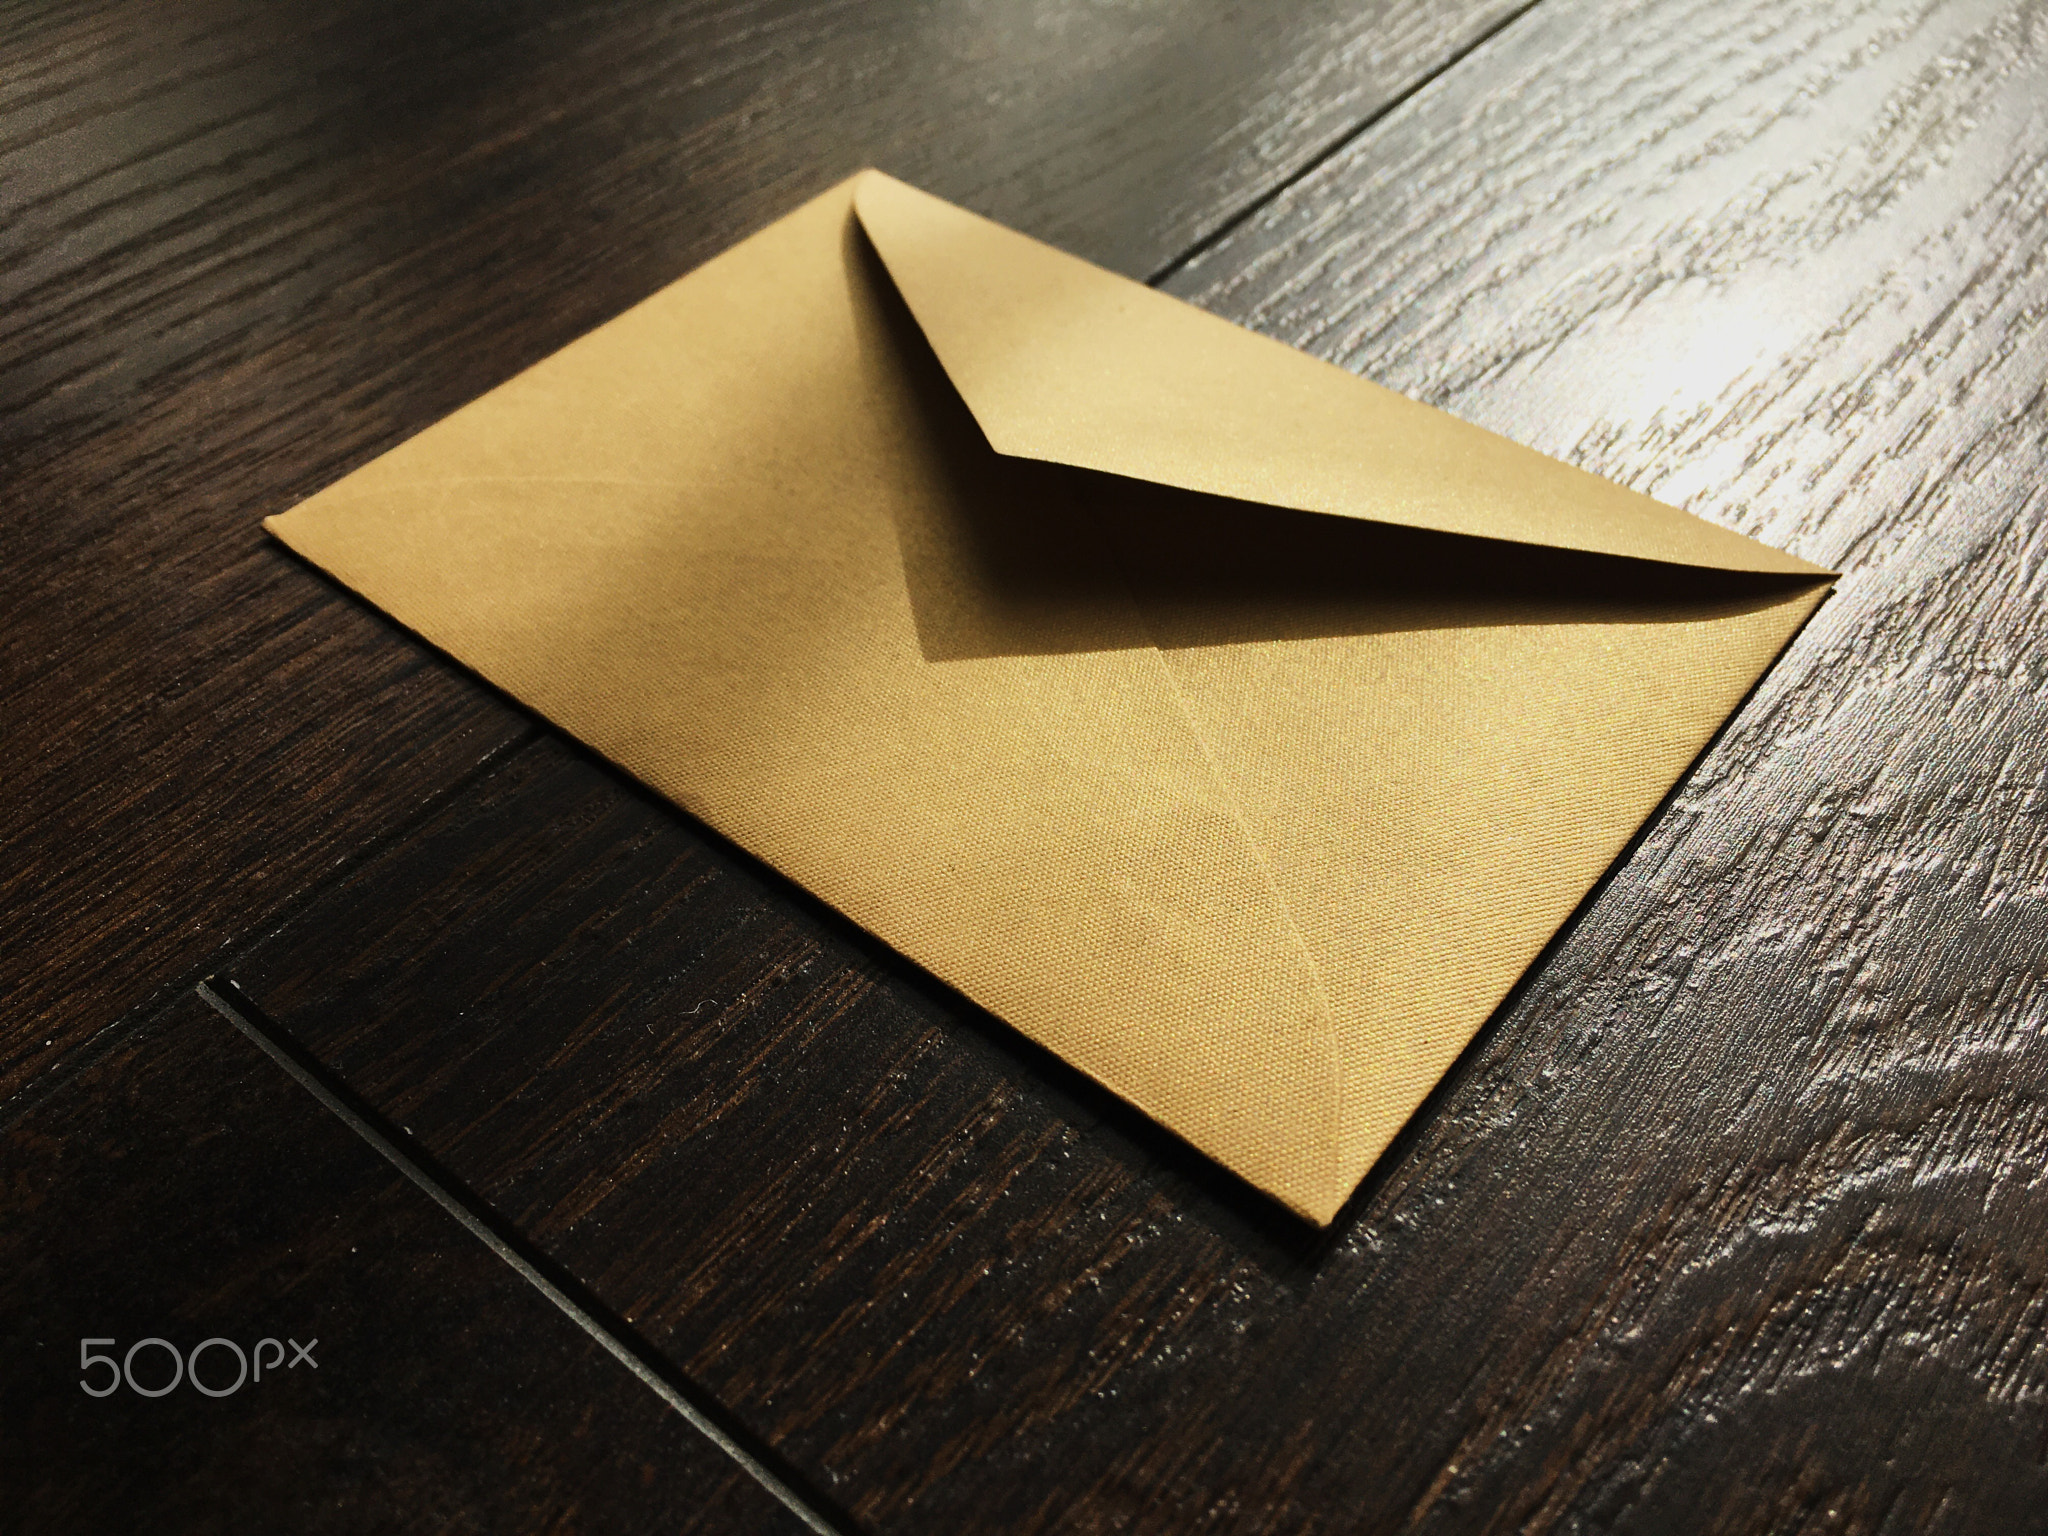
[0,991,807,1534]
[0,0,1517,1104]
[227,0,2048,1530]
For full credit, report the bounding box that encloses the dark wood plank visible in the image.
[225,0,2048,1528]
[0,991,810,1533]
[0,0,1522,1104]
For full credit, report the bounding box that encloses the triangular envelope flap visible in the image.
[852,171,1826,577]
[265,176,1351,1221]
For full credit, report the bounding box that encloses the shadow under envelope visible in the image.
[863,231,1823,666]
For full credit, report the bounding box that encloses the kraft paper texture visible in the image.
[268,172,1831,1224]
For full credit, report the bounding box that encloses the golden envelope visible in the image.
[269,172,1830,1224]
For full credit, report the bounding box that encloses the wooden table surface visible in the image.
[5,0,2046,1530]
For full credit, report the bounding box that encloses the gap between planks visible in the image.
[196,977,851,1536]
[1143,0,1551,286]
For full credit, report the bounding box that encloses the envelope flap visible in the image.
[852,171,1824,576]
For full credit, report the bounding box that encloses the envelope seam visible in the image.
[1109,575,1346,1212]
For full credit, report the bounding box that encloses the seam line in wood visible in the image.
[195,977,853,1536]
[1142,0,1551,288]
[0,721,542,1132]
